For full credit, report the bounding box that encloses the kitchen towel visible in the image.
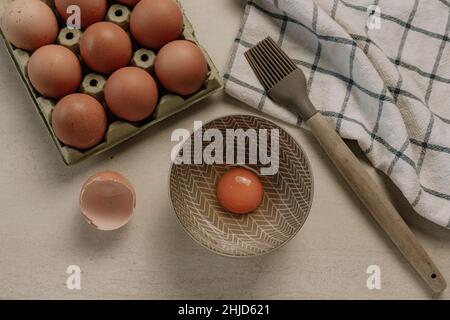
[224,0,450,229]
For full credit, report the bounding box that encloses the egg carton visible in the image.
[0,0,223,165]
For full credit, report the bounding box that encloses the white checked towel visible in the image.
[224,0,450,229]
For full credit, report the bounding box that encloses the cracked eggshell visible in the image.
[80,171,136,231]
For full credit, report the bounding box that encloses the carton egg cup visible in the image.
[0,0,223,165]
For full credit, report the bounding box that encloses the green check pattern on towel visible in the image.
[224,0,450,229]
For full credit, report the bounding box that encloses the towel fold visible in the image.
[224,0,450,229]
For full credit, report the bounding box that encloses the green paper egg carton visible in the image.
[0,0,223,165]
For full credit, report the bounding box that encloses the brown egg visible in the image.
[52,93,107,150]
[105,67,159,122]
[1,0,58,51]
[117,0,140,6]
[80,22,132,74]
[155,40,207,95]
[28,45,82,98]
[55,0,108,29]
[130,0,183,49]
[80,171,136,231]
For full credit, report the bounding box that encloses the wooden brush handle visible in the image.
[307,113,447,293]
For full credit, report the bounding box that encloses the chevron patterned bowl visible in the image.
[169,115,314,257]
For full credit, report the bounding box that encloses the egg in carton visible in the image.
[0,0,222,165]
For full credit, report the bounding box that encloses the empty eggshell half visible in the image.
[80,171,136,231]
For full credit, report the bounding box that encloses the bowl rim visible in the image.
[167,114,315,258]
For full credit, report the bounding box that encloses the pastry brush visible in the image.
[245,37,446,293]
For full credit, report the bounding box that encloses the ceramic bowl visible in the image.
[169,115,314,257]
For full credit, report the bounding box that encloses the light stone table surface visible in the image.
[1,0,450,300]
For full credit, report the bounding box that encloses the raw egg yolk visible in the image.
[216,168,264,215]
